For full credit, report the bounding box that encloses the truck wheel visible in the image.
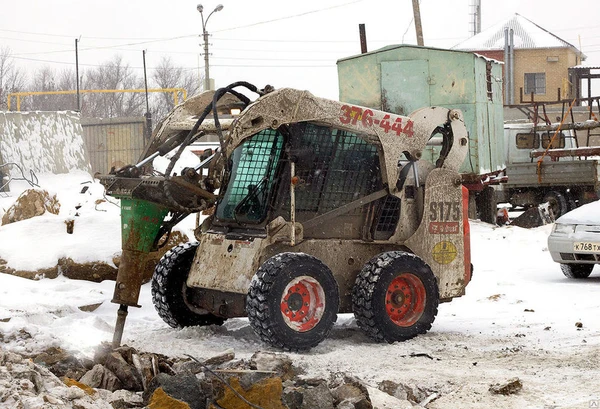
[246,253,339,351]
[151,242,225,328]
[543,191,568,218]
[352,251,439,343]
[560,263,593,279]
[476,186,497,224]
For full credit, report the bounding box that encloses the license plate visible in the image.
[573,242,600,252]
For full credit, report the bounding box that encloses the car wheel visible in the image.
[560,263,593,279]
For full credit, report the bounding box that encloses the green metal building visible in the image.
[337,44,505,178]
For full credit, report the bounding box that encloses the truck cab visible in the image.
[498,122,600,218]
[504,122,577,165]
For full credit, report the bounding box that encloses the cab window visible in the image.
[516,133,539,149]
[541,132,565,149]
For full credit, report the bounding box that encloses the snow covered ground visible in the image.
[1,172,599,408]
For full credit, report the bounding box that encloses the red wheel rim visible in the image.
[280,276,325,332]
[385,273,426,327]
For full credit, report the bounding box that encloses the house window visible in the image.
[524,73,546,95]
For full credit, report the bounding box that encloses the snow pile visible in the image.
[0,172,121,271]
[1,173,600,407]
[0,111,91,177]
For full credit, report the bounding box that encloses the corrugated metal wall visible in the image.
[81,117,147,174]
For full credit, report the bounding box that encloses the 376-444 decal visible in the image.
[339,104,414,137]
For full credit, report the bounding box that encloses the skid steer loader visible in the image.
[100,82,472,351]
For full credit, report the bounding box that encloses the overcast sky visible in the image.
[2,0,599,100]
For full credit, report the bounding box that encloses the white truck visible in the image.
[490,121,600,218]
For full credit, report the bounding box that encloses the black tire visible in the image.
[246,253,339,351]
[560,263,594,279]
[543,191,569,218]
[565,192,577,211]
[151,242,225,328]
[352,251,439,343]
[476,186,497,224]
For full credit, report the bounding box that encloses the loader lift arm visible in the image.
[100,82,270,347]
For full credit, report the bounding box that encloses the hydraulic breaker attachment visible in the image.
[111,198,168,347]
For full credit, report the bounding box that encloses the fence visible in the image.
[81,117,147,174]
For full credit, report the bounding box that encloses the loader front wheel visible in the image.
[352,251,439,343]
[151,242,225,328]
[246,253,339,351]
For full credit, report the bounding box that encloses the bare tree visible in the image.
[27,66,59,111]
[0,47,27,111]
[56,69,78,111]
[151,56,201,121]
[19,67,78,112]
[83,55,145,118]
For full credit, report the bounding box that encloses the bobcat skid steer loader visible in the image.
[99,81,472,351]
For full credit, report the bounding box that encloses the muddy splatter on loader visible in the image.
[99,82,472,351]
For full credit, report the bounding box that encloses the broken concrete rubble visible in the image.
[489,377,523,395]
[0,342,454,409]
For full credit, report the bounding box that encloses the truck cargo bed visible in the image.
[505,160,600,188]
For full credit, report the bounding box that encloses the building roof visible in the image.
[453,13,583,56]
[337,43,474,63]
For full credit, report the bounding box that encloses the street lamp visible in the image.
[197,3,223,91]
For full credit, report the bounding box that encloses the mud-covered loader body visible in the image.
[100,84,471,350]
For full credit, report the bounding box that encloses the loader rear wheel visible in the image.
[246,253,339,351]
[151,242,225,328]
[352,251,439,343]
[560,263,593,279]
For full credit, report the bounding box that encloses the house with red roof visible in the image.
[453,13,586,106]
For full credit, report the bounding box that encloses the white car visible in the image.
[548,200,600,278]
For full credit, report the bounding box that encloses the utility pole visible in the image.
[197,4,224,91]
[412,0,424,46]
[202,28,210,91]
[359,24,368,54]
[470,0,482,36]
[142,50,152,143]
[75,38,80,111]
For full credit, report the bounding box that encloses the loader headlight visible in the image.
[552,223,576,234]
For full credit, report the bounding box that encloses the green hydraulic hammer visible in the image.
[111,197,169,347]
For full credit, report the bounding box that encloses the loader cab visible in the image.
[212,121,394,240]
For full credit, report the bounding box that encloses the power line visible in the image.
[213,0,365,33]
[10,55,334,70]
[0,35,71,46]
[212,37,364,43]
[211,56,336,62]
[0,28,170,41]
